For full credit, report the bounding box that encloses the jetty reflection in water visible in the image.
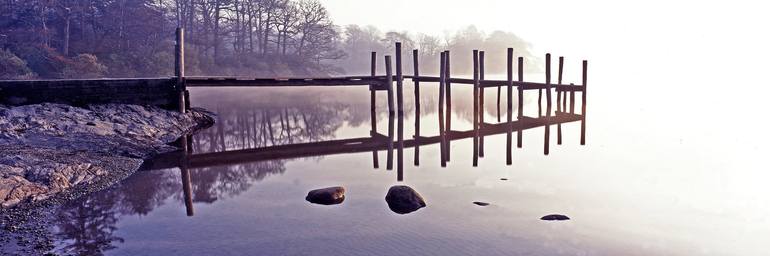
[49,86,592,255]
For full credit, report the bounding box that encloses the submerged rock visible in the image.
[473,201,490,206]
[305,186,345,205]
[385,185,426,214]
[540,214,570,221]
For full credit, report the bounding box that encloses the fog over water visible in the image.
[16,1,770,255]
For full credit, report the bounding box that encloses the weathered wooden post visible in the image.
[438,52,447,167]
[517,57,524,148]
[180,133,193,216]
[444,50,452,162]
[370,51,379,168]
[385,55,395,116]
[371,51,377,115]
[395,42,404,115]
[175,27,186,113]
[181,164,194,216]
[581,60,588,145]
[387,112,395,170]
[479,51,485,157]
[413,49,421,166]
[472,50,479,167]
[557,56,564,145]
[544,53,552,155]
[397,108,404,181]
[506,48,514,165]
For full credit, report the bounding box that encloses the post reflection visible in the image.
[44,73,588,255]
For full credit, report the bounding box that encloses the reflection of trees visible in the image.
[189,161,286,203]
[54,190,125,256]
[192,93,353,153]
[51,158,286,255]
[48,87,493,255]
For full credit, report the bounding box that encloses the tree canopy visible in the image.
[0,1,535,79]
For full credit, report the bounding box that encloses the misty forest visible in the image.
[0,0,536,79]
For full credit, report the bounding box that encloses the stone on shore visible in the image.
[540,214,570,221]
[385,185,426,214]
[305,186,346,205]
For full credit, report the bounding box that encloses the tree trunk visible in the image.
[62,8,71,56]
[213,0,221,62]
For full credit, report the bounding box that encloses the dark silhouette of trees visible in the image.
[1,1,534,79]
[0,0,343,78]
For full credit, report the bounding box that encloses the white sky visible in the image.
[322,0,769,67]
[322,0,770,148]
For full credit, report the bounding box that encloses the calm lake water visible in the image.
[45,73,770,255]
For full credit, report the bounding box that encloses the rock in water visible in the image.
[385,185,426,214]
[305,186,345,205]
[541,214,570,221]
[473,201,490,206]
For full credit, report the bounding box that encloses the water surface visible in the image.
[46,77,769,255]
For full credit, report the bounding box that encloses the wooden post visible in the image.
[180,134,193,216]
[395,42,404,115]
[413,49,420,166]
[175,27,186,113]
[397,109,404,181]
[438,52,447,167]
[563,83,568,111]
[444,51,452,162]
[479,51,485,157]
[472,50,479,167]
[544,53,552,155]
[387,113,395,170]
[385,55,395,116]
[557,56,563,145]
[581,60,588,145]
[370,51,377,113]
[506,48,513,165]
[370,52,379,168]
[181,164,194,216]
[517,57,524,148]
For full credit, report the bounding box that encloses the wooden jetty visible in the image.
[141,26,589,167]
[0,26,589,177]
[123,28,586,217]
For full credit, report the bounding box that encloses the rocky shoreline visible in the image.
[0,103,214,209]
[0,103,214,254]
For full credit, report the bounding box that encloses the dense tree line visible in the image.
[0,0,343,79]
[336,25,538,76]
[0,0,535,79]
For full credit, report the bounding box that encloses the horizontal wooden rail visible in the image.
[185,76,389,87]
[404,75,585,91]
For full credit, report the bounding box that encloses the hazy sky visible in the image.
[322,0,769,64]
[322,0,770,132]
